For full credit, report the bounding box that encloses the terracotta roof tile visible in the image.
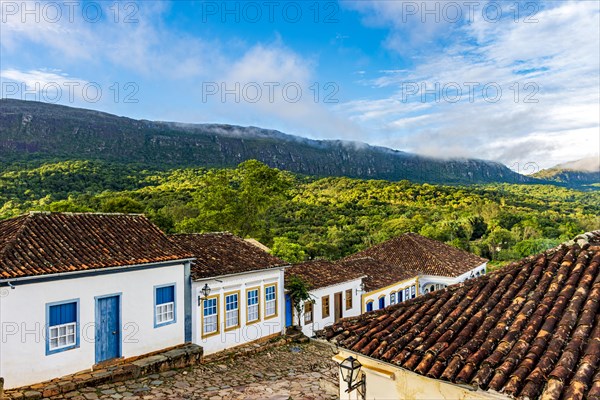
[169,233,287,280]
[0,212,193,280]
[338,257,415,292]
[285,259,366,290]
[343,232,487,278]
[321,231,600,400]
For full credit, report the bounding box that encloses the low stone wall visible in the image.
[2,344,203,400]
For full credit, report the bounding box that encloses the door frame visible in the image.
[94,292,122,364]
[334,292,343,322]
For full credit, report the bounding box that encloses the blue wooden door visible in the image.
[96,295,120,363]
[285,294,293,327]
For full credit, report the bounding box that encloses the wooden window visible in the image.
[246,287,260,323]
[47,300,79,354]
[366,300,374,312]
[321,295,330,318]
[390,292,396,305]
[224,291,240,330]
[304,301,313,324]
[378,296,385,309]
[155,284,175,327]
[410,285,416,298]
[202,296,219,337]
[345,289,353,310]
[264,284,278,319]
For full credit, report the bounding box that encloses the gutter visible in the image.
[0,257,197,286]
[193,264,290,282]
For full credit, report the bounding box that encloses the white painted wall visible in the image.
[362,277,418,312]
[296,279,363,337]
[0,263,186,389]
[334,350,508,400]
[192,268,285,355]
[419,262,487,294]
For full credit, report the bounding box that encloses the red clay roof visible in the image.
[322,231,600,400]
[170,233,287,280]
[285,259,365,290]
[0,212,193,280]
[339,257,415,292]
[343,232,487,278]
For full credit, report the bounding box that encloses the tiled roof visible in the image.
[285,259,365,290]
[338,257,415,292]
[321,231,600,400]
[169,233,287,280]
[0,212,193,280]
[343,232,487,278]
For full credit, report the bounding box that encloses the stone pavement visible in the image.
[39,341,339,400]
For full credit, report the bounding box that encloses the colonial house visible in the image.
[169,233,288,355]
[285,260,365,337]
[321,231,600,400]
[342,233,488,311]
[0,212,194,390]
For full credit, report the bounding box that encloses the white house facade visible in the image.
[285,260,365,337]
[419,261,487,294]
[341,233,489,311]
[191,268,285,354]
[0,212,194,389]
[170,233,288,355]
[361,276,418,313]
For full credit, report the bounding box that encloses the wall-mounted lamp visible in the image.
[355,282,365,295]
[197,283,211,306]
[339,356,366,399]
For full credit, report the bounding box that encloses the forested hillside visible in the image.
[0,99,540,184]
[1,160,598,266]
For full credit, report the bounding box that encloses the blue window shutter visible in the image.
[366,302,373,312]
[49,302,77,326]
[379,297,385,309]
[156,286,175,305]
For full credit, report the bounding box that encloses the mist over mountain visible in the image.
[533,157,600,185]
[0,99,542,185]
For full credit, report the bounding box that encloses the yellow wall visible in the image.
[334,350,509,400]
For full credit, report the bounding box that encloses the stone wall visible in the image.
[2,344,203,400]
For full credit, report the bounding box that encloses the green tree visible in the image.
[271,237,307,263]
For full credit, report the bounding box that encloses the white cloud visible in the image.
[342,0,600,168]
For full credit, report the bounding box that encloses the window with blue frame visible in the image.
[390,292,396,305]
[378,296,385,309]
[155,285,175,327]
[366,301,374,312]
[47,300,79,354]
[410,285,416,298]
[398,290,404,302]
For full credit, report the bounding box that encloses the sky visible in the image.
[1,0,599,171]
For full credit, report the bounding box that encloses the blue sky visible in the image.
[1,0,599,170]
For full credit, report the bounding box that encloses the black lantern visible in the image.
[198,283,212,306]
[339,356,366,399]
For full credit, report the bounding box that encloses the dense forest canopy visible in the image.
[1,160,598,267]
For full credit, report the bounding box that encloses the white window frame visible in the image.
[49,322,77,351]
[203,297,219,336]
[225,292,240,329]
[265,284,277,318]
[247,288,260,323]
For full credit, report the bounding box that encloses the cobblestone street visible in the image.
[42,341,339,400]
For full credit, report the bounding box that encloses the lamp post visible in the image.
[339,356,366,399]
[197,283,211,306]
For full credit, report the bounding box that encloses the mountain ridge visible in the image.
[0,99,542,185]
